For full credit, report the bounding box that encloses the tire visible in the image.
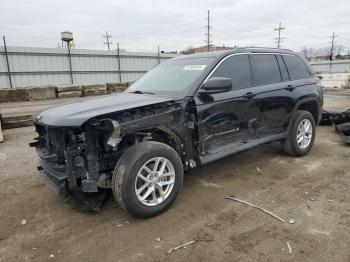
[112,141,183,218]
[281,110,316,156]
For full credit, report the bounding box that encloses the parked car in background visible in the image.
[31,47,323,218]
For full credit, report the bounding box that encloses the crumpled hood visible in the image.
[33,92,175,127]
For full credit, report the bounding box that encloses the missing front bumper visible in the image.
[39,170,68,196]
[38,169,108,213]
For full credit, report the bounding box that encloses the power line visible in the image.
[213,20,273,34]
[114,17,206,38]
[115,27,204,40]
[287,19,350,33]
[103,30,112,51]
[274,22,285,48]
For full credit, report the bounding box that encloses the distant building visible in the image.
[181,45,234,54]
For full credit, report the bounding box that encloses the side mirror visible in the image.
[200,77,232,94]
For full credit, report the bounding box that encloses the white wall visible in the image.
[310,60,350,73]
[0,46,175,89]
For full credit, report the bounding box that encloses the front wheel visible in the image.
[281,110,316,156]
[112,141,183,218]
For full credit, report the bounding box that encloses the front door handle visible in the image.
[243,92,256,99]
[286,84,296,91]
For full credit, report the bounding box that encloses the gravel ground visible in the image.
[0,91,349,262]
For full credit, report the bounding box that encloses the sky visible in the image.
[1,0,349,53]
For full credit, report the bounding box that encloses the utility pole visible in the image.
[157,45,161,64]
[329,32,338,71]
[67,42,73,84]
[329,32,338,61]
[205,10,212,52]
[103,30,112,51]
[116,43,122,83]
[274,22,285,49]
[2,36,13,88]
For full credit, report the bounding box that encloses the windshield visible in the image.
[126,57,215,97]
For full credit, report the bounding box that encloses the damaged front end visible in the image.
[30,123,113,212]
[30,98,197,212]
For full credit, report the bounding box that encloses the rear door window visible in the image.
[251,54,281,85]
[210,54,251,89]
[282,55,311,80]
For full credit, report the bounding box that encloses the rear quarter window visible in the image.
[282,55,311,80]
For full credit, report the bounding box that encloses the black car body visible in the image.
[31,48,323,215]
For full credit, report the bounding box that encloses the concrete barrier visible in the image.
[318,73,350,89]
[56,85,83,93]
[56,85,83,98]
[346,79,350,89]
[0,82,129,103]
[57,90,83,98]
[82,84,107,96]
[27,85,56,100]
[107,83,128,93]
[0,88,28,103]
[2,114,33,129]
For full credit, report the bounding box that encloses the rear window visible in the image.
[252,54,281,85]
[282,55,311,80]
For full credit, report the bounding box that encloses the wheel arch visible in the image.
[288,98,321,133]
[94,117,194,171]
[122,126,185,160]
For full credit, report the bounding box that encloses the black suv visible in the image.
[31,48,323,217]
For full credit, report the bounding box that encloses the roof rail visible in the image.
[240,46,292,51]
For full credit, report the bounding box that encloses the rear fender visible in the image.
[287,98,321,134]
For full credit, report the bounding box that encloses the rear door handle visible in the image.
[285,84,296,91]
[243,92,256,99]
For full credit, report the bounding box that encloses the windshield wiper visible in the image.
[130,90,155,95]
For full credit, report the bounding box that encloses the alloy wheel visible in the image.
[297,119,313,149]
[135,157,175,206]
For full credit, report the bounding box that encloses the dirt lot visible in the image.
[0,91,349,262]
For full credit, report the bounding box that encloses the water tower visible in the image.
[61,31,73,48]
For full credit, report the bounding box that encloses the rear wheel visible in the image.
[281,110,316,156]
[112,141,183,218]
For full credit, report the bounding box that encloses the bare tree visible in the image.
[300,47,314,61]
[305,45,347,60]
[312,47,331,60]
[335,45,345,55]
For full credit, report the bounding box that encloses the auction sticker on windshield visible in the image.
[183,65,206,71]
